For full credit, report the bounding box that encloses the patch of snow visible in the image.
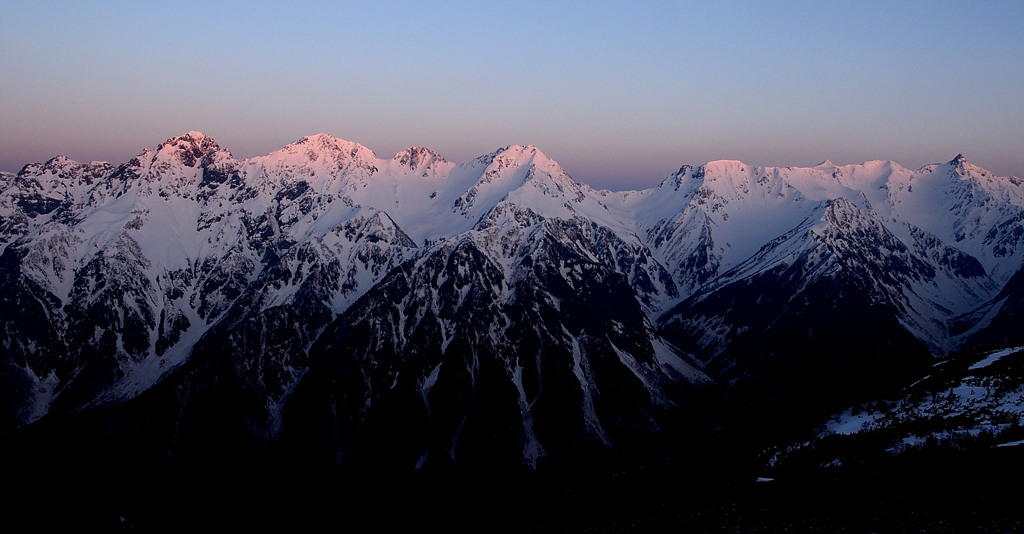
[511,362,545,467]
[566,329,611,445]
[825,409,881,435]
[969,346,1024,371]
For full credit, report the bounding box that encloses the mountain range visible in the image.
[2,131,1023,476]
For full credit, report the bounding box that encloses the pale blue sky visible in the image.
[2,1,1022,189]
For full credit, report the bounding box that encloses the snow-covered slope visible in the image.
[770,346,1024,472]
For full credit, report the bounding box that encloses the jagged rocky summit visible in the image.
[1,132,1022,472]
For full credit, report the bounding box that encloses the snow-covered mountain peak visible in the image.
[461,144,565,189]
[40,154,77,170]
[156,131,220,155]
[392,146,448,174]
[937,153,1018,186]
[147,131,224,173]
[246,134,381,193]
[910,155,1023,190]
[917,153,975,181]
[704,159,749,171]
[265,133,380,172]
[17,155,83,177]
[819,196,870,226]
[7,156,115,205]
[654,165,699,193]
[450,145,557,217]
[290,133,377,158]
[472,144,543,167]
[700,160,758,186]
[493,143,534,160]
[681,160,804,209]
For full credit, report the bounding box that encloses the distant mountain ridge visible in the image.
[1,132,1022,471]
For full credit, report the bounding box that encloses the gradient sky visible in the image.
[2,1,1023,190]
